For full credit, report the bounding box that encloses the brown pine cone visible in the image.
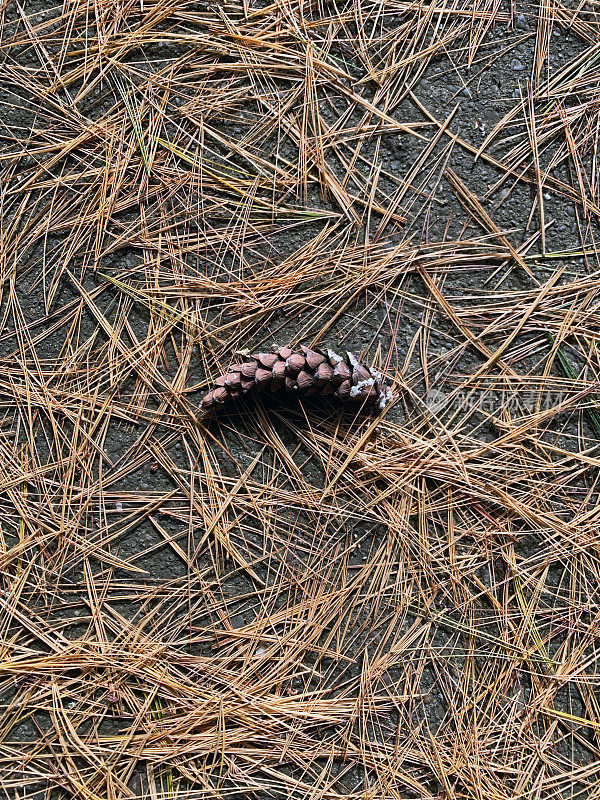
[199,346,394,413]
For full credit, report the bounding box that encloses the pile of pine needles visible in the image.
[1,0,600,797]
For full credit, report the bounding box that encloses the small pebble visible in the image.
[516,13,528,29]
[511,59,524,71]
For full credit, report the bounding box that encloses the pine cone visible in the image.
[199,346,394,414]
